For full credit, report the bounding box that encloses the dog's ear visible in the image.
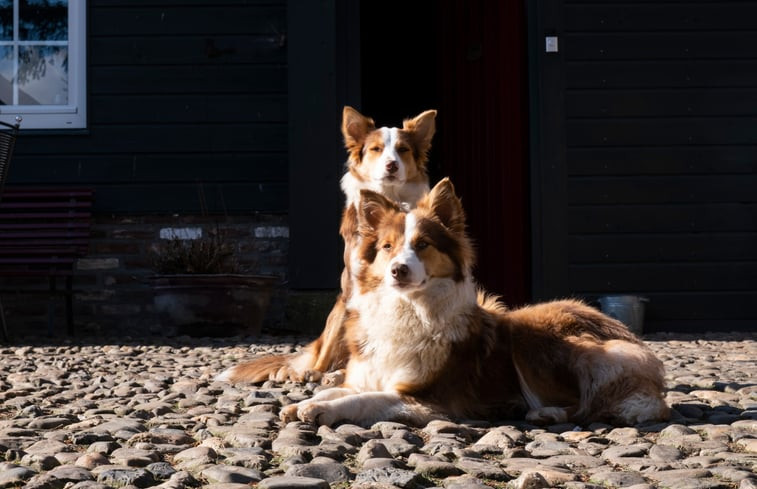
[424,177,465,234]
[403,110,437,163]
[342,106,375,153]
[358,189,399,233]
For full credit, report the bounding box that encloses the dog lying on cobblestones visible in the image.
[279,178,670,427]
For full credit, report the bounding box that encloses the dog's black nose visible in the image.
[386,161,398,174]
[391,263,409,280]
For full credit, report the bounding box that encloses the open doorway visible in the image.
[360,0,530,305]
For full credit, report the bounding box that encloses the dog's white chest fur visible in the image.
[340,172,428,210]
[345,281,475,392]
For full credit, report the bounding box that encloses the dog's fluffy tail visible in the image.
[477,288,508,314]
[216,352,311,383]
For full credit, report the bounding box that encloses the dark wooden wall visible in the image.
[9,0,289,214]
[533,0,757,331]
[287,0,359,289]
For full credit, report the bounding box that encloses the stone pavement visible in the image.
[0,332,754,489]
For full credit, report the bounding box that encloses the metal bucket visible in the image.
[598,295,647,336]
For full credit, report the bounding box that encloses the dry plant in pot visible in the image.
[149,229,278,337]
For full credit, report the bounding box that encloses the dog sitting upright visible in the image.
[217,106,436,383]
[280,178,670,427]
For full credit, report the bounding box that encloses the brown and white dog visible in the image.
[217,106,436,384]
[279,178,670,427]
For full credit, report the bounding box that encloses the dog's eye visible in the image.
[370,146,381,153]
[382,242,392,251]
[397,146,410,153]
[415,240,429,251]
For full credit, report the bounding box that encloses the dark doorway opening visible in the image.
[360,0,530,306]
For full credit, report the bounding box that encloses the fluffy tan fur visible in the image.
[280,179,670,427]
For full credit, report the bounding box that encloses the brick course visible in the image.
[0,213,289,338]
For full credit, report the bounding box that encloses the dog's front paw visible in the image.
[321,369,345,387]
[280,401,334,425]
[271,365,300,383]
[526,406,569,425]
[297,401,326,424]
[302,369,323,383]
[279,403,300,423]
[297,401,339,426]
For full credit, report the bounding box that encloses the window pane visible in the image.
[19,46,68,105]
[0,46,11,104]
[20,0,68,41]
[0,0,12,40]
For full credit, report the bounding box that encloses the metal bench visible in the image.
[0,117,20,341]
[0,186,94,337]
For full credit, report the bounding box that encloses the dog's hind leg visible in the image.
[311,295,350,374]
[574,339,669,425]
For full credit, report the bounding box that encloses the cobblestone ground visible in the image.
[0,332,755,489]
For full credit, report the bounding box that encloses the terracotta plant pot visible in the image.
[149,274,277,337]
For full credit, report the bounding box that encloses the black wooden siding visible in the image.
[9,0,288,214]
[562,1,757,331]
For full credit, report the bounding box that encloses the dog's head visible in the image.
[342,106,436,190]
[355,178,474,294]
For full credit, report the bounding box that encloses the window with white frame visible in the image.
[0,0,86,129]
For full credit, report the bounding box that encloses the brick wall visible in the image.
[0,214,290,338]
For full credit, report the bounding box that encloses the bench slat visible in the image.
[0,222,89,230]
[0,263,76,274]
[0,243,80,256]
[1,187,93,197]
[0,259,76,265]
[0,200,92,206]
[0,225,89,234]
[0,211,91,219]
[0,229,90,237]
[1,233,89,244]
